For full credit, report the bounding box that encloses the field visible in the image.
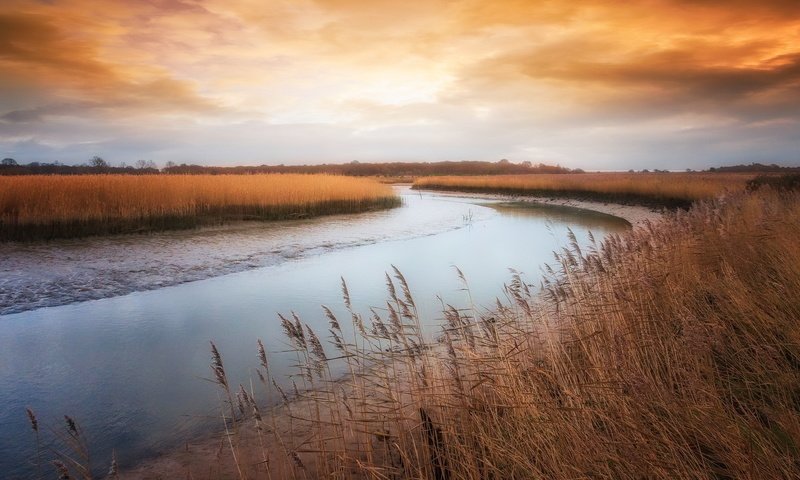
[414,172,755,206]
[0,174,400,241]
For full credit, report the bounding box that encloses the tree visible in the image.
[135,159,157,169]
[89,156,109,169]
[1,158,18,166]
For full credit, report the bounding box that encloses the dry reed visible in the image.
[30,184,800,479]
[0,174,399,241]
[414,172,754,206]
[207,186,799,479]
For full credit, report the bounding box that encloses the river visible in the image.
[0,187,630,477]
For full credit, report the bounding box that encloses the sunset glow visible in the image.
[1,0,799,168]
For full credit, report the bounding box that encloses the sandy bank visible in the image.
[416,188,665,228]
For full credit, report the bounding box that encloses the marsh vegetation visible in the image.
[11,178,800,479]
[0,174,399,241]
[414,172,755,207]
[191,186,797,479]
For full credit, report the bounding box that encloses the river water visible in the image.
[0,187,629,477]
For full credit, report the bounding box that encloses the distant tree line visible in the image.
[3,157,796,176]
[0,158,579,176]
[160,160,579,176]
[0,157,160,175]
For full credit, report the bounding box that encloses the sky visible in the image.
[0,0,799,170]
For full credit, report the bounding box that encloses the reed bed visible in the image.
[0,174,399,241]
[414,172,754,206]
[187,186,799,479]
[26,184,799,479]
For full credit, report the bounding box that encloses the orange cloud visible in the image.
[0,8,218,123]
[0,0,798,168]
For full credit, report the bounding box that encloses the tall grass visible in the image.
[26,185,799,478]
[202,186,799,479]
[0,174,400,241]
[414,172,754,206]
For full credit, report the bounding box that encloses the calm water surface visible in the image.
[0,187,629,477]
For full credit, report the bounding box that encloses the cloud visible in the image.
[1,0,798,168]
[459,45,800,124]
[0,11,219,120]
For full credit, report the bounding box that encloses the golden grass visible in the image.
[0,174,399,241]
[193,186,798,479]
[25,184,800,479]
[414,172,755,205]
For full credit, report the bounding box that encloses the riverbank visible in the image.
[125,186,800,479]
[1,188,502,315]
[419,187,663,228]
[1,188,631,316]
